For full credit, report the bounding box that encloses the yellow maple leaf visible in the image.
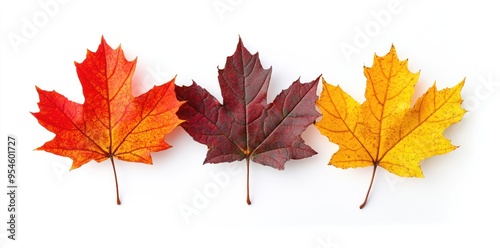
[315,45,466,208]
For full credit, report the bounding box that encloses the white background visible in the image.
[1,0,499,247]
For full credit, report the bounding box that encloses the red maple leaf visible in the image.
[175,38,320,204]
[33,37,184,204]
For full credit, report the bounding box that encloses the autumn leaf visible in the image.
[315,46,465,208]
[33,37,184,204]
[175,38,320,204]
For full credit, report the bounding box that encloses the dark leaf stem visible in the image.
[110,156,121,205]
[246,157,251,205]
[359,163,378,209]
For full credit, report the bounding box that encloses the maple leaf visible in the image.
[175,38,320,204]
[33,37,184,204]
[315,46,465,208]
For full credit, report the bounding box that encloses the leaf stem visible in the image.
[359,163,378,209]
[246,157,251,205]
[110,156,121,205]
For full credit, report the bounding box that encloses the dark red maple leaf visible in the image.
[175,38,320,204]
